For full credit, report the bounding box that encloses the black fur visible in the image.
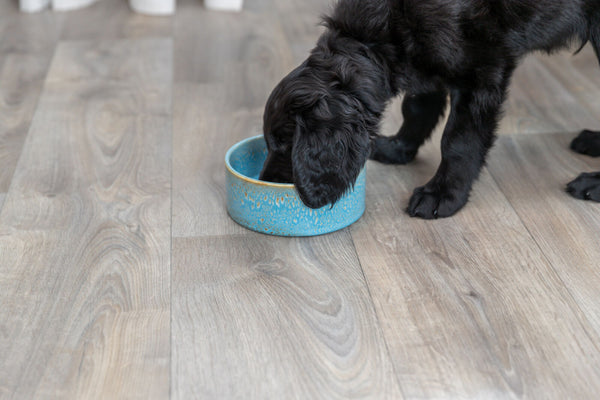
[567,130,600,202]
[571,129,600,157]
[260,0,600,217]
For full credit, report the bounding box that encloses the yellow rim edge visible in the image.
[225,135,295,189]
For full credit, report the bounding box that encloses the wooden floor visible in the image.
[1,0,600,398]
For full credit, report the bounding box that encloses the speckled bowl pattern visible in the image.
[225,135,366,236]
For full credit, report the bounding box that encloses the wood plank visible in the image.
[60,0,172,41]
[349,137,600,398]
[0,78,43,195]
[501,55,600,135]
[171,7,403,395]
[535,47,600,121]
[0,10,62,84]
[273,0,330,64]
[0,39,172,399]
[172,231,404,399]
[172,83,251,238]
[488,133,600,331]
[46,39,172,85]
[173,8,296,237]
[0,0,17,14]
[570,44,600,88]
[174,8,293,87]
[0,8,62,198]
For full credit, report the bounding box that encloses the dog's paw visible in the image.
[566,172,600,202]
[406,184,469,219]
[370,136,418,164]
[570,130,600,157]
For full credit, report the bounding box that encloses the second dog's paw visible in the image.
[570,130,600,157]
[566,172,600,202]
[370,136,418,164]
[406,184,469,219]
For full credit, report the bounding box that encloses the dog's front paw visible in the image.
[407,184,469,219]
[370,136,418,164]
[566,172,600,202]
[571,130,600,157]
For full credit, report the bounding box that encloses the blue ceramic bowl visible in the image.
[225,135,366,236]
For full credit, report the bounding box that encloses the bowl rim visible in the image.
[225,135,295,188]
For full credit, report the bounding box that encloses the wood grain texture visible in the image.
[173,5,296,237]
[535,46,600,120]
[347,133,600,398]
[171,7,404,398]
[0,39,172,399]
[172,83,251,238]
[0,7,62,199]
[174,6,293,86]
[0,10,62,84]
[500,54,600,135]
[273,0,330,64]
[172,231,403,400]
[60,0,172,41]
[2,1,600,398]
[0,78,42,194]
[488,134,600,331]
[569,44,600,88]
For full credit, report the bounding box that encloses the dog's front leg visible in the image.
[407,73,512,219]
[370,91,447,164]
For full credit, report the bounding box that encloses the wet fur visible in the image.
[260,0,600,217]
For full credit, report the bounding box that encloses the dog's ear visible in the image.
[292,100,370,209]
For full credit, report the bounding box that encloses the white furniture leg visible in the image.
[51,0,97,11]
[19,0,50,12]
[204,0,243,12]
[129,0,176,15]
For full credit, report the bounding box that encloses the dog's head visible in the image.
[260,33,390,209]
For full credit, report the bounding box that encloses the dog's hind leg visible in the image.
[567,172,600,201]
[566,24,600,202]
[370,90,447,164]
[571,129,600,156]
[568,131,600,202]
[571,23,600,157]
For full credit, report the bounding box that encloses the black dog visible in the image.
[260,0,600,218]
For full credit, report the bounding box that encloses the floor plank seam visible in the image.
[169,49,174,400]
[0,53,58,220]
[348,227,408,399]
[485,156,600,349]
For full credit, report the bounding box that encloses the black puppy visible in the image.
[260,0,600,218]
